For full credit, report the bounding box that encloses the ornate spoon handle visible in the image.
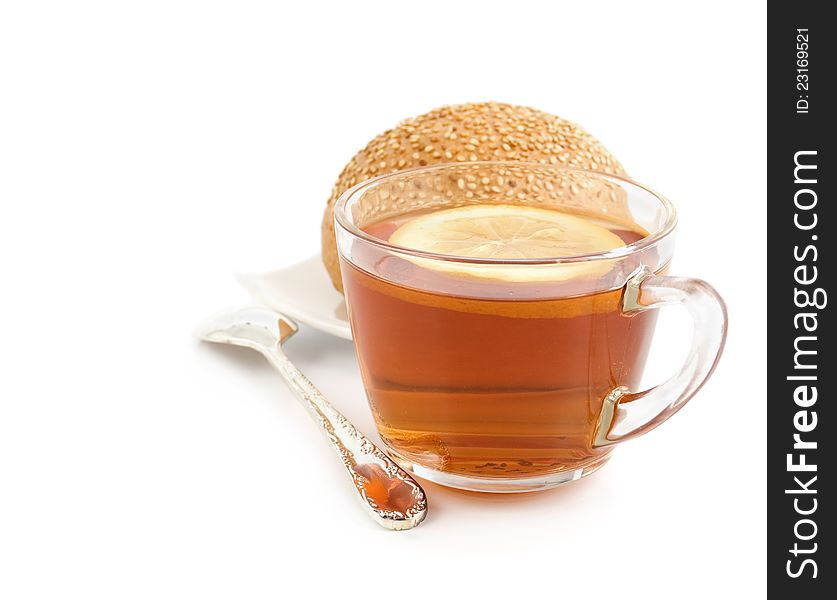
[265,345,427,530]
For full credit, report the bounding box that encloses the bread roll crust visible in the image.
[322,102,625,292]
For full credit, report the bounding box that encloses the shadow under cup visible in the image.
[334,163,717,493]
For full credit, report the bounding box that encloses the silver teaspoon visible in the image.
[195,306,427,530]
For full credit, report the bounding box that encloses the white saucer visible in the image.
[236,255,353,340]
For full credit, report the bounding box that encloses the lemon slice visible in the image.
[388,204,625,282]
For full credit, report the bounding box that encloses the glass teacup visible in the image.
[334,163,727,492]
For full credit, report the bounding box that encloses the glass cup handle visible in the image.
[592,268,728,448]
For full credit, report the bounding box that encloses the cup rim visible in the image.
[333,162,677,265]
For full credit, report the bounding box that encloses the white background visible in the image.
[0,1,766,598]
